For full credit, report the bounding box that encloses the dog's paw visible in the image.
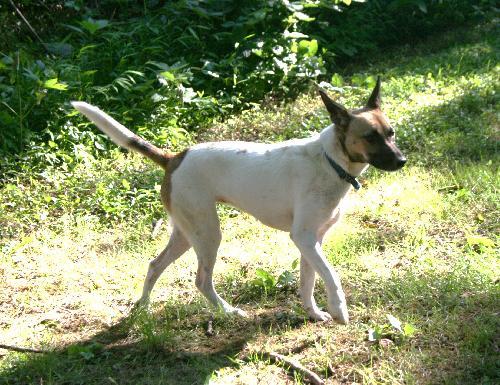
[308,309,332,322]
[219,305,248,318]
[132,298,150,312]
[230,307,249,318]
[329,303,349,325]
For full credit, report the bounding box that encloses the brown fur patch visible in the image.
[343,108,393,162]
[127,136,170,168]
[160,149,189,211]
[216,196,231,204]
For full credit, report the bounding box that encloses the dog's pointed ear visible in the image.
[366,76,381,109]
[319,89,352,129]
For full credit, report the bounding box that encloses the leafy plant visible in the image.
[66,342,104,362]
[1,0,490,169]
[367,314,418,346]
[251,267,297,298]
[466,234,496,254]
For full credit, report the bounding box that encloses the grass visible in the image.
[0,22,499,385]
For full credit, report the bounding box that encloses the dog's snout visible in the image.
[396,157,407,168]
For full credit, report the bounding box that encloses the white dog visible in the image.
[72,77,406,324]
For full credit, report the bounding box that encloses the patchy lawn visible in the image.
[1,23,498,385]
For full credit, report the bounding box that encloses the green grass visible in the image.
[0,23,498,385]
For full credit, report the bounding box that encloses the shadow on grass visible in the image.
[0,300,308,385]
[1,254,498,385]
[348,264,499,384]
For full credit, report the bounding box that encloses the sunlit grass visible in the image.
[1,23,499,385]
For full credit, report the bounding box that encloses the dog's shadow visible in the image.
[2,301,309,385]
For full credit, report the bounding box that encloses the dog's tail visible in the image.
[71,101,169,168]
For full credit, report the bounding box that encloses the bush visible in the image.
[0,0,494,170]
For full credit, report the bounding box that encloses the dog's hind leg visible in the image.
[182,205,247,317]
[139,225,191,303]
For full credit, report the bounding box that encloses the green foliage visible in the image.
[66,342,104,362]
[367,314,417,346]
[0,0,329,162]
[251,267,297,298]
[466,234,496,254]
[0,0,493,170]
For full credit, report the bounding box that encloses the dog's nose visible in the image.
[396,157,407,168]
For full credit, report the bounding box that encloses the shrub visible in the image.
[0,0,493,170]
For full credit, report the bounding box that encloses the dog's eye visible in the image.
[387,128,395,137]
[364,132,379,143]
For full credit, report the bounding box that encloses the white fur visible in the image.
[71,102,136,148]
[73,102,370,324]
[149,127,368,324]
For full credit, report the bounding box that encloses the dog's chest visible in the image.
[222,161,348,232]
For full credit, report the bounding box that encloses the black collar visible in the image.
[324,152,361,191]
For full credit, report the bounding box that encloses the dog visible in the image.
[71,77,406,324]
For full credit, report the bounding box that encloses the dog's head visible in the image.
[319,77,406,171]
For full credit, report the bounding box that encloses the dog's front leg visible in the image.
[291,230,349,324]
[300,257,333,322]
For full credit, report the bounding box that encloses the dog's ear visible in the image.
[319,90,352,129]
[366,76,381,109]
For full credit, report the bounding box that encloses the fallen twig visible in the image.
[241,346,324,385]
[265,351,325,385]
[0,343,49,354]
[437,184,460,192]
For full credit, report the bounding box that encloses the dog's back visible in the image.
[168,138,321,231]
